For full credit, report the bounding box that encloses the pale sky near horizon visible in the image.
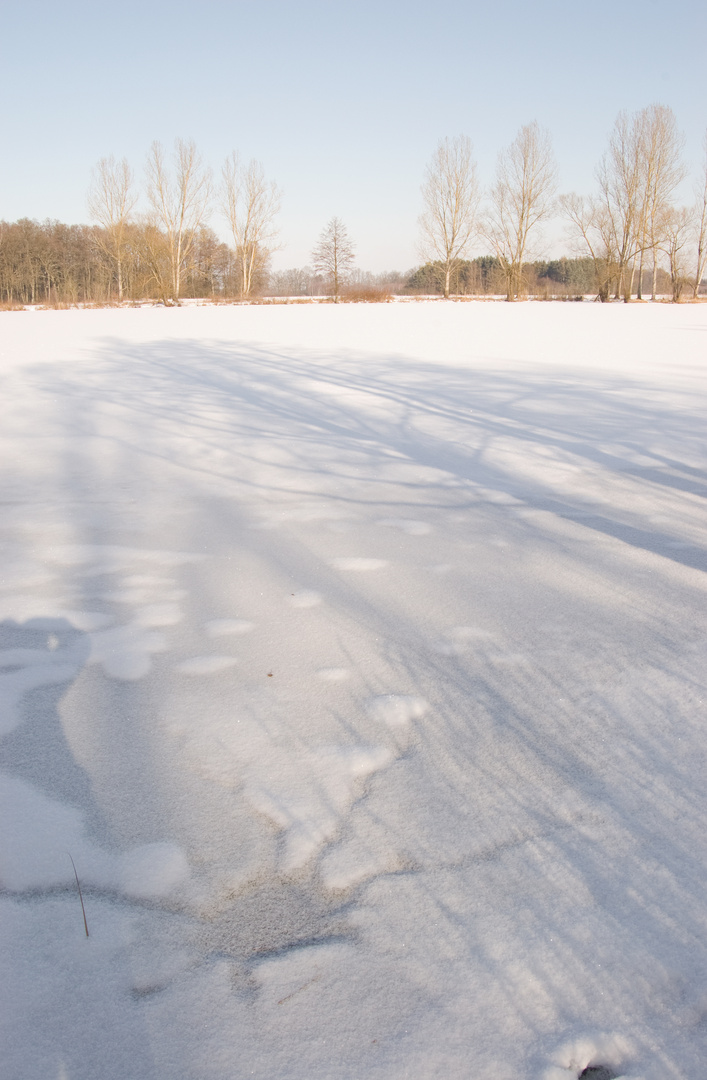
[2,0,706,272]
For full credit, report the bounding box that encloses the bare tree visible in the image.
[484,122,557,300]
[418,135,480,299]
[660,206,693,301]
[634,105,685,299]
[693,131,707,298]
[87,156,136,300]
[560,192,615,300]
[572,106,686,302]
[311,217,355,302]
[220,154,281,298]
[595,110,646,300]
[145,138,211,302]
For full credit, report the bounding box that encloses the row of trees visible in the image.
[408,257,599,297]
[85,141,280,303]
[0,217,258,305]
[1,109,706,305]
[421,109,707,301]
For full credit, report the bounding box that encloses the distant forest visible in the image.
[2,104,706,306]
[0,221,696,307]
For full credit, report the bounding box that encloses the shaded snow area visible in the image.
[1,301,706,1080]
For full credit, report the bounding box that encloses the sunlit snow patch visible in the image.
[330,558,388,572]
[0,775,189,899]
[316,667,351,682]
[377,518,432,535]
[287,590,322,608]
[543,1033,634,1080]
[366,694,428,729]
[119,843,190,899]
[0,774,112,890]
[175,655,237,675]
[244,745,394,871]
[205,619,254,637]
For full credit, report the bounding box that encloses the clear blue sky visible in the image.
[2,0,706,271]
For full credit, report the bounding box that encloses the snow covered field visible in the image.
[1,301,706,1080]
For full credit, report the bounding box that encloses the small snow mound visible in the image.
[377,517,432,535]
[330,557,388,572]
[205,618,254,637]
[316,667,350,681]
[544,1034,634,1080]
[175,655,237,675]
[366,694,428,728]
[119,843,190,899]
[375,518,431,535]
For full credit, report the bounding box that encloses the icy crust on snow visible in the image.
[1,303,707,1079]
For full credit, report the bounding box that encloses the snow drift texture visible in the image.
[1,301,706,1080]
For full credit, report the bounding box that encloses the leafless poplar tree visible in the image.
[567,106,686,301]
[418,135,480,299]
[87,156,136,300]
[312,217,355,302]
[693,132,707,298]
[145,138,211,302]
[484,122,557,300]
[220,153,281,298]
[595,110,646,299]
[634,105,685,299]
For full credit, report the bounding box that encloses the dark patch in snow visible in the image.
[195,878,354,962]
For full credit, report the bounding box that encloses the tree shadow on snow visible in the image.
[4,333,707,1076]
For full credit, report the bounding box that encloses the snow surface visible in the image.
[1,301,706,1079]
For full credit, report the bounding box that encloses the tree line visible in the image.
[420,109,707,302]
[1,107,706,306]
